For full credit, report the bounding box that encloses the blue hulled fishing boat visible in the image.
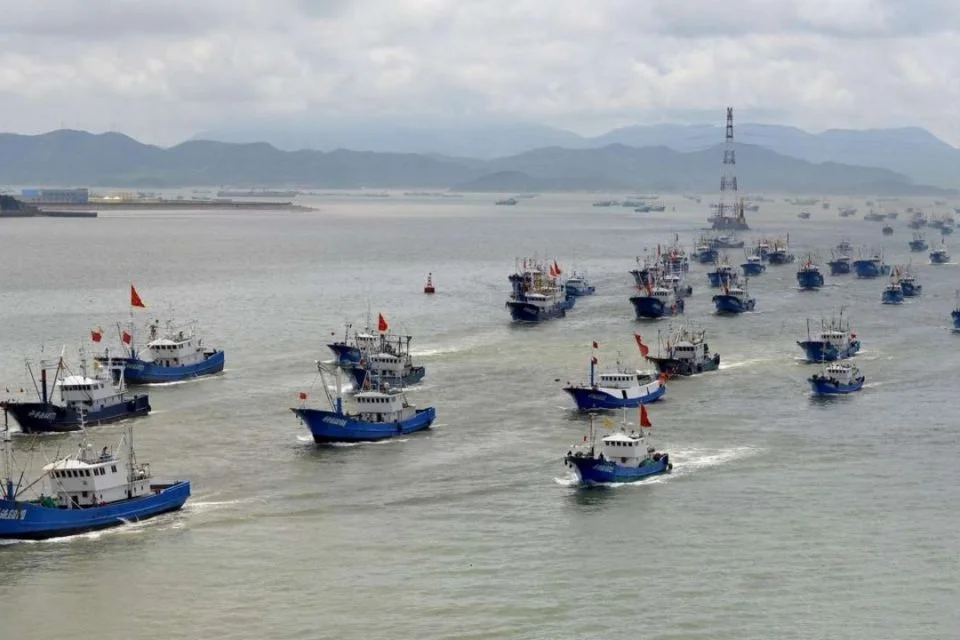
[629,255,657,288]
[1,351,150,434]
[506,258,575,322]
[930,240,950,264]
[328,321,383,365]
[828,239,853,275]
[629,279,684,319]
[642,327,720,377]
[909,233,929,252]
[707,259,737,288]
[564,272,596,297]
[694,235,719,264]
[562,344,666,411]
[797,314,860,362]
[853,250,891,278]
[767,237,795,265]
[293,365,435,443]
[712,281,756,314]
[342,332,425,390]
[796,256,825,290]
[952,292,960,332]
[809,363,865,395]
[881,274,904,305]
[0,422,190,541]
[899,268,922,297]
[98,320,224,385]
[564,407,671,486]
[741,255,765,277]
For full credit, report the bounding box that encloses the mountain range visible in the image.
[198,117,960,189]
[0,129,954,196]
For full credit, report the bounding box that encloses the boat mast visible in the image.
[2,410,13,500]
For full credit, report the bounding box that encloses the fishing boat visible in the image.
[838,207,857,217]
[767,238,795,265]
[629,255,658,288]
[562,344,666,411]
[641,328,720,377]
[797,313,860,362]
[952,292,960,333]
[882,225,894,236]
[0,420,190,541]
[712,281,756,314]
[808,363,865,395]
[1,350,150,434]
[342,333,425,390]
[707,259,738,288]
[712,234,745,249]
[741,255,766,276]
[909,233,929,252]
[292,364,435,443]
[881,273,904,305]
[495,197,518,205]
[327,322,384,366]
[796,256,825,290]
[96,320,224,385]
[424,273,436,294]
[798,210,811,219]
[661,267,693,299]
[853,250,891,278]
[506,258,575,322]
[930,240,950,264]
[563,406,672,486]
[629,278,684,320]
[658,236,689,274]
[828,240,854,275]
[864,210,886,222]
[694,235,719,264]
[564,272,596,297]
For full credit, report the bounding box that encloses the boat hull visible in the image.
[564,283,596,297]
[565,454,671,485]
[797,340,860,362]
[909,242,928,252]
[767,253,794,265]
[506,298,573,323]
[741,263,765,276]
[292,407,436,443]
[697,249,719,264]
[930,253,950,264]
[712,295,755,314]
[1,397,151,434]
[809,377,865,395]
[953,310,960,332]
[828,260,851,275]
[629,296,683,319]
[562,382,665,411]
[648,355,720,377]
[796,271,825,289]
[0,481,190,540]
[901,282,922,297]
[881,290,904,305]
[100,351,224,384]
[327,342,362,365]
[853,261,891,278]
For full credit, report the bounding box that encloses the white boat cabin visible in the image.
[596,370,657,390]
[815,330,849,346]
[818,364,861,383]
[722,287,750,301]
[142,324,209,368]
[363,350,414,375]
[42,443,152,508]
[600,431,656,465]
[58,374,123,410]
[667,338,709,363]
[352,389,417,423]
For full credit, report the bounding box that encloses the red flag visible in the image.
[130,285,146,308]
[640,404,652,428]
[658,372,669,385]
[634,333,650,358]
[592,341,598,349]
[298,392,308,400]
[122,331,132,345]
[91,328,103,343]
[549,264,557,278]
[553,260,561,275]
[377,313,389,333]
[591,356,598,365]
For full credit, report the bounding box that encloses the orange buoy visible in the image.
[424,273,436,294]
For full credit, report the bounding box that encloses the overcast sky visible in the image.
[0,0,958,146]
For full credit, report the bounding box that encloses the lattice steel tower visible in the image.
[718,107,737,220]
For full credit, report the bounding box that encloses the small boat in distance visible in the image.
[707,258,738,288]
[899,268,922,298]
[909,233,929,252]
[741,254,766,276]
[767,237,796,265]
[562,343,666,411]
[882,225,894,235]
[853,250,891,278]
[495,197,518,205]
[564,272,596,297]
[809,363,865,396]
[952,291,960,333]
[1,350,150,434]
[930,240,951,264]
[292,364,435,444]
[881,274,904,305]
[0,421,190,541]
[424,273,436,294]
[798,210,811,219]
[563,406,672,486]
[641,327,720,377]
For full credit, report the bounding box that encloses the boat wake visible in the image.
[719,357,774,371]
[142,373,226,387]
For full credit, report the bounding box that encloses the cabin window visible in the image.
[111,465,118,473]
[81,491,88,498]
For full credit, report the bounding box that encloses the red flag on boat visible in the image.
[553,261,561,275]
[121,331,132,345]
[130,285,146,308]
[299,392,308,400]
[658,372,669,384]
[592,341,598,349]
[91,328,103,343]
[548,264,557,278]
[640,404,652,428]
[851,333,857,339]
[591,356,598,365]
[634,333,650,358]
[377,313,389,333]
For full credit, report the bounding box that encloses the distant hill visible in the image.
[0,129,954,196]
[196,117,960,188]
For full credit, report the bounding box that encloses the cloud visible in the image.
[0,0,958,146]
